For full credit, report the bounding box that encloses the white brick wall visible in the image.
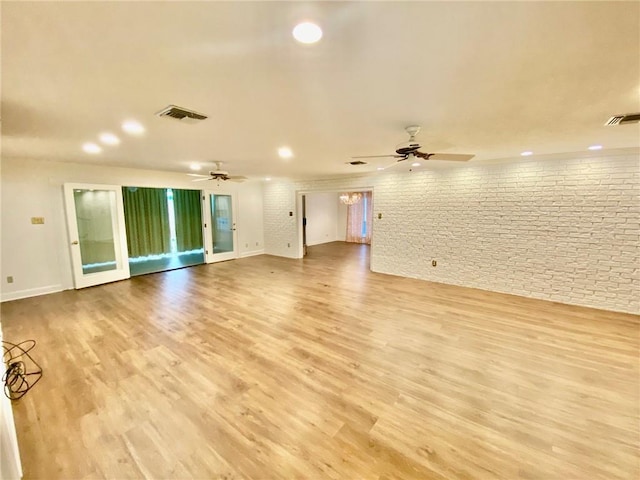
[264,154,640,314]
[263,182,298,257]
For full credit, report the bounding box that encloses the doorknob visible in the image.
[71,241,79,245]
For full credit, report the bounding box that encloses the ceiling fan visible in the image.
[350,125,475,167]
[188,162,247,182]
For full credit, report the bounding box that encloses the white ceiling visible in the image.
[2,1,639,180]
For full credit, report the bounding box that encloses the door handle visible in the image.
[71,240,79,245]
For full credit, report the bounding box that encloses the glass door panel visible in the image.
[74,189,117,274]
[212,194,233,254]
[64,184,130,288]
[203,192,237,263]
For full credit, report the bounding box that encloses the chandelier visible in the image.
[339,192,362,205]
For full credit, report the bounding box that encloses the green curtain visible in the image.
[122,187,171,258]
[172,189,203,252]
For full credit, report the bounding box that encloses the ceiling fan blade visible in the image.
[376,155,409,170]
[187,173,210,178]
[351,154,403,159]
[228,175,247,182]
[191,177,211,182]
[427,153,475,162]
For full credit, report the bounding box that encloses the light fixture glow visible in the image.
[520,151,533,156]
[411,162,420,167]
[278,146,293,159]
[122,120,145,135]
[82,142,102,154]
[265,177,272,181]
[377,167,385,171]
[292,22,323,44]
[189,164,202,171]
[339,192,362,205]
[588,145,603,151]
[99,132,120,145]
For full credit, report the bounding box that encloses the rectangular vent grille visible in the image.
[605,113,640,125]
[156,105,207,122]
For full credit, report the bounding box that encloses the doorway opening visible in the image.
[123,187,205,276]
[297,189,373,267]
[345,191,373,245]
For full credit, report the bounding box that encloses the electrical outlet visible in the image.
[287,243,291,247]
[377,213,382,219]
[432,260,437,267]
[256,242,259,246]
[245,243,249,248]
[6,276,14,284]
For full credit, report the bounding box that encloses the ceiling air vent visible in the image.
[155,105,207,124]
[605,113,640,125]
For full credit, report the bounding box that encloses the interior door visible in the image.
[203,191,238,263]
[63,183,130,288]
[302,194,307,257]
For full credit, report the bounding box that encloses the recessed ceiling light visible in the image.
[588,145,603,150]
[265,177,272,181]
[278,146,293,159]
[377,167,385,171]
[520,151,533,156]
[122,120,145,135]
[99,132,120,145]
[82,142,102,154]
[411,162,420,167]
[189,164,201,171]
[292,22,323,44]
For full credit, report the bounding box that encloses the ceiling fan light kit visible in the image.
[188,161,247,182]
[351,125,475,168]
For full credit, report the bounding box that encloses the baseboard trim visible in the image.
[307,239,340,247]
[1,284,64,303]
[239,249,264,259]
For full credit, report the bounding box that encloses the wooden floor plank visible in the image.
[1,242,638,479]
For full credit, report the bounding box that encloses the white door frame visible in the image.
[202,189,238,263]
[63,183,130,289]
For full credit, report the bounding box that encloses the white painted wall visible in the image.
[305,192,339,246]
[263,154,640,314]
[337,201,348,242]
[0,158,264,301]
[0,328,22,480]
[237,182,265,257]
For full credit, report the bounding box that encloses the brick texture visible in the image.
[263,155,640,314]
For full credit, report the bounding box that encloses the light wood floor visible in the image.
[2,242,638,479]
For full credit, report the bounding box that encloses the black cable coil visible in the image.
[2,340,42,400]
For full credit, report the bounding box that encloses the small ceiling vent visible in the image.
[605,113,640,126]
[156,105,207,124]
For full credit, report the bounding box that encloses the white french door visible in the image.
[202,191,238,263]
[63,183,130,288]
